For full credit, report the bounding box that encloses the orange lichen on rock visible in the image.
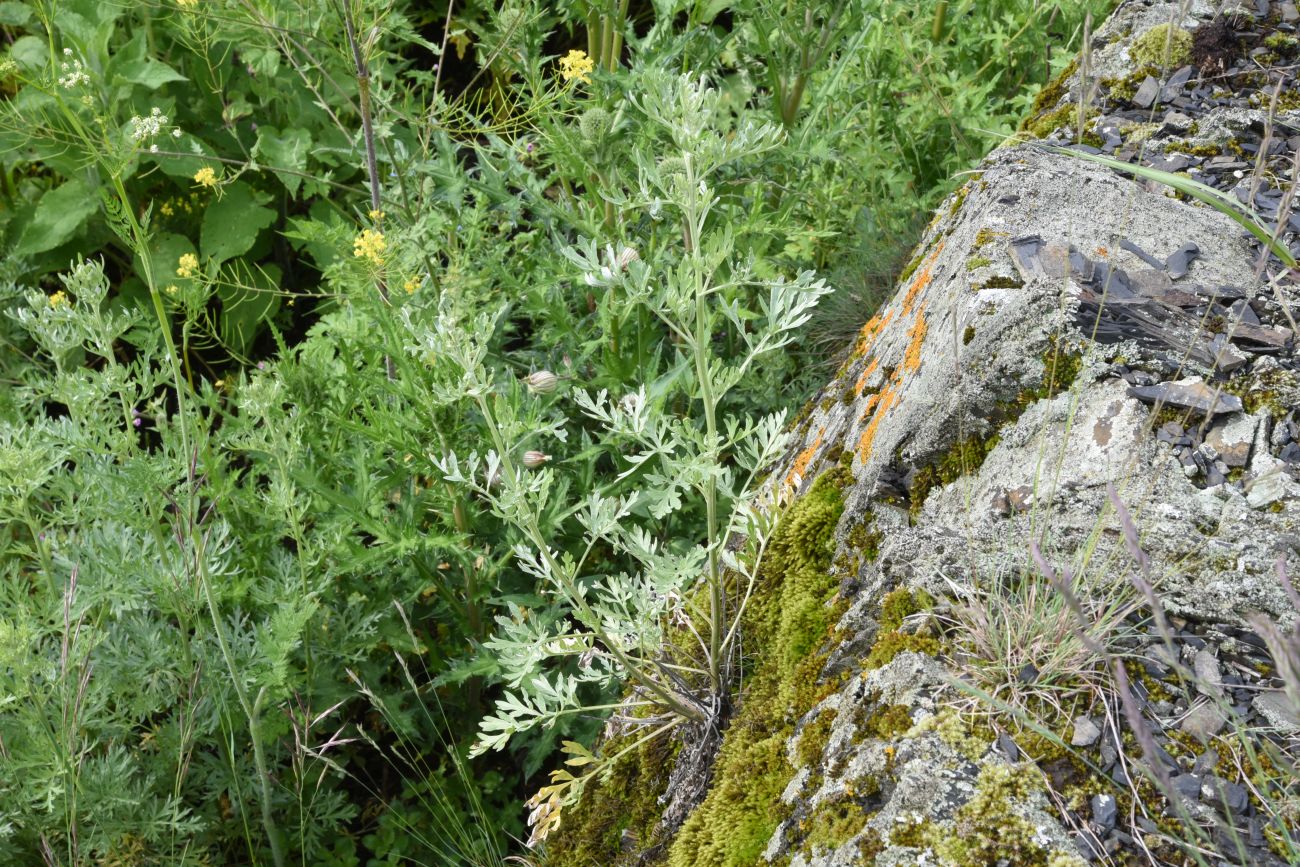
[903,306,928,375]
[856,384,898,462]
[854,357,880,397]
[902,242,945,315]
[853,309,894,359]
[786,426,825,490]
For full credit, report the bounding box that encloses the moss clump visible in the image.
[979,274,1024,290]
[795,708,836,768]
[1027,58,1079,118]
[863,703,913,739]
[962,325,976,345]
[798,785,881,853]
[1100,64,1161,103]
[908,432,1001,515]
[845,511,883,562]
[667,471,846,867]
[1025,104,1099,140]
[1130,24,1193,68]
[1265,32,1298,52]
[879,587,935,631]
[1165,140,1221,156]
[973,228,1008,247]
[966,255,993,271]
[540,718,679,864]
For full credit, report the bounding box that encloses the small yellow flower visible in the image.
[160,202,174,216]
[177,253,199,278]
[558,49,594,84]
[193,166,218,188]
[368,209,385,221]
[403,277,419,293]
[353,229,386,266]
[48,290,69,308]
[165,284,178,295]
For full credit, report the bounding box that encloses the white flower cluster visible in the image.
[58,48,89,89]
[128,106,181,153]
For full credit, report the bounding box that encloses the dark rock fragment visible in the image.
[1128,377,1244,415]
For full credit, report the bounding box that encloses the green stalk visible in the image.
[681,155,724,694]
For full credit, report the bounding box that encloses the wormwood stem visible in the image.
[342,0,396,381]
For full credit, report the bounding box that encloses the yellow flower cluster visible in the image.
[176,0,198,9]
[48,290,69,308]
[368,209,385,221]
[403,277,420,293]
[177,253,199,278]
[193,166,218,188]
[159,192,200,218]
[559,49,594,84]
[354,229,386,266]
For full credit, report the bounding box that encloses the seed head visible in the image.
[522,451,550,469]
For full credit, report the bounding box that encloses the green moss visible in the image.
[966,255,993,271]
[1265,32,1298,52]
[845,512,882,562]
[879,587,935,632]
[962,325,976,345]
[799,787,879,853]
[1165,140,1221,157]
[1025,104,1099,140]
[863,704,913,739]
[864,630,940,670]
[1027,58,1078,118]
[796,708,836,768]
[979,274,1024,290]
[667,472,846,867]
[973,228,1008,248]
[1101,63,1161,103]
[1221,365,1300,419]
[908,433,1002,515]
[1129,24,1193,69]
[541,717,679,865]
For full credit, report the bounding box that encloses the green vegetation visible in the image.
[0,0,1113,863]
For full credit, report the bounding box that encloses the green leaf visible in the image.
[0,2,33,25]
[11,179,97,256]
[118,57,187,90]
[200,181,276,264]
[255,126,311,196]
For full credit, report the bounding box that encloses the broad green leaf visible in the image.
[11,179,97,256]
[118,57,187,89]
[200,181,275,264]
[255,126,311,196]
[0,2,32,25]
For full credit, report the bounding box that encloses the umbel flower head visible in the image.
[176,253,199,278]
[558,49,594,84]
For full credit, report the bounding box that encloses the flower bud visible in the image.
[522,451,550,469]
[525,370,559,394]
[615,246,639,271]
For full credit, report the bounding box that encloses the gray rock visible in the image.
[1071,715,1102,747]
[1092,793,1118,830]
[1205,413,1258,468]
[1252,690,1300,733]
[1193,648,1224,698]
[1180,701,1228,742]
[1134,76,1160,108]
[1127,377,1244,416]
